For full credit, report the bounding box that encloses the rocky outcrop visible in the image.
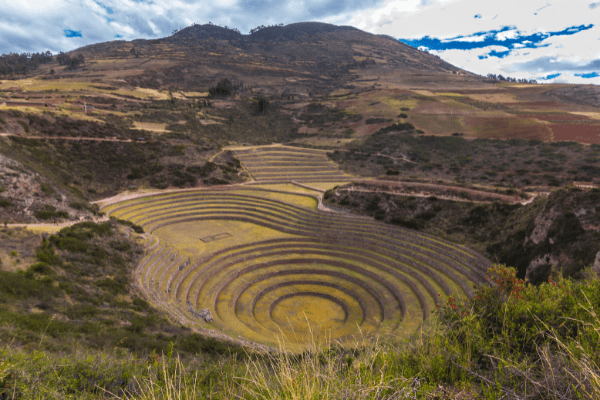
[0,154,95,223]
[524,189,600,282]
[527,205,559,245]
[594,251,600,277]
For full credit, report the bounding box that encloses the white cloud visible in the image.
[495,30,518,41]
[340,0,600,83]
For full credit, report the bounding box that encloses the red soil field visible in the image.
[464,116,552,140]
[551,124,600,144]
[513,101,565,109]
[513,114,590,122]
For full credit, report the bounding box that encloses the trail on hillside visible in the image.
[0,133,134,142]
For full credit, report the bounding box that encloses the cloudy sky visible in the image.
[1,0,599,84]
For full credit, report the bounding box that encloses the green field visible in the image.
[103,184,489,351]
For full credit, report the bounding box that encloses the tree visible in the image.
[255,95,269,115]
[208,78,239,98]
[56,52,70,66]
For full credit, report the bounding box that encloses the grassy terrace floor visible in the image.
[234,145,353,183]
[102,186,490,351]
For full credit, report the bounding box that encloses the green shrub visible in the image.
[365,117,390,124]
[39,182,55,196]
[34,210,54,220]
[36,243,62,265]
[440,265,600,355]
[109,240,131,252]
[208,78,236,98]
[390,216,421,230]
[65,304,99,320]
[0,271,59,301]
[69,201,85,210]
[374,122,416,135]
[28,262,54,275]
[17,120,29,133]
[133,297,150,311]
[0,196,11,208]
[115,219,144,233]
[180,333,236,355]
[57,236,88,252]
[95,278,127,294]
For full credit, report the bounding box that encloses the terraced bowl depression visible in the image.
[103,187,491,350]
[234,145,353,183]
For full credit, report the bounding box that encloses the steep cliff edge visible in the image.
[324,185,600,283]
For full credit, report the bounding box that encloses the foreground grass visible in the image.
[2,265,600,399]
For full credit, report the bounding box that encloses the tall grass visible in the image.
[2,265,600,399]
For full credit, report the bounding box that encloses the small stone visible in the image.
[197,308,213,323]
[593,251,600,277]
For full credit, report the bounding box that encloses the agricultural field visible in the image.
[291,85,600,147]
[234,145,353,183]
[103,185,490,351]
[3,23,600,398]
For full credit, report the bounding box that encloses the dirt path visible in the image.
[344,150,418,164]
[8,215,109,230]
[339,188,525,204]
[0,133,134,142]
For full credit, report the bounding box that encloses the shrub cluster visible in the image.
[373,122,416,135]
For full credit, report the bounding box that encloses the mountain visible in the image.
[68,22,483,95]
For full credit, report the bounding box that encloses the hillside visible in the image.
[1,21,600,399]
[72,22,478,95]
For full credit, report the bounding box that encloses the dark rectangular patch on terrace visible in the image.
[200,232,232,243]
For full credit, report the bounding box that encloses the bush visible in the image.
[180,334,237,355]
[0,271,59,301]
[39,182,55,196]
[34,210,54,220]
[114,218,144,233]
[374,122,416,135]
[95,278,127,294]
[186,162,218,177]
[17,120,29,133]
[365,117,390,124]
[255,95,270,114]
[35,243,62,265]
[440,265,600,354]
[390,216,421,230]
[132,297,150,311]
[56,236,88,252]
[28,262,54,275]
[0,196,11,208]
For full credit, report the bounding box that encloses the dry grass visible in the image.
[467,93,522,103]
[133,122,169,132]
[153,219,294,260]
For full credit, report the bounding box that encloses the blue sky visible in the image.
[1,0,599,84]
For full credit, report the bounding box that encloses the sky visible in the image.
[1,0,599,84]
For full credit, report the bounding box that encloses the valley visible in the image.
[1,21,600,399]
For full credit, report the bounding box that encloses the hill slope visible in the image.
[67,22,483,95]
